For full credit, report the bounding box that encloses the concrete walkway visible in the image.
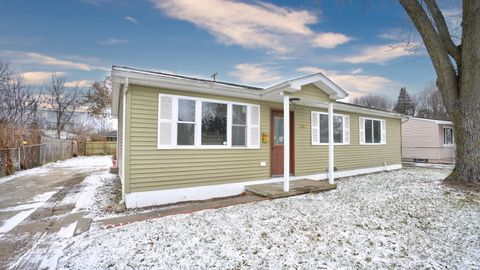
[0,162,106,269]
[97,194,266,229]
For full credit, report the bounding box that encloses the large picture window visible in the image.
[158,94,259,149]
[202,102,227,145]
[360,117,386,144]
[311,112,350,145]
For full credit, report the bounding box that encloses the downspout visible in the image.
[121,77,129,199]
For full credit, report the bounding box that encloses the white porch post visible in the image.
[283,94,290,192]
[328,102,334,184]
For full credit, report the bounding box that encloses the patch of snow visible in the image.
[74,173,109,211]
[0,155,112,184]
[0,167,51,184]
[57,168,480,269]
[39,222,77,270]
[0,191,56,236]
[47,155,112,169]
[0,209,37,235]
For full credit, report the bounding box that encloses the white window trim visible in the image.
[312,111,350,145]
[443,127,455,146]
[158,94,260,150]
[360,117,386,145]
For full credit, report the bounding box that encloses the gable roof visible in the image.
[262,73,348,100]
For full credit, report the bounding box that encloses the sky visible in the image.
[0,0,462,100]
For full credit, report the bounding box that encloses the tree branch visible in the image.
[424,0,461,64]
[399,0,459,112]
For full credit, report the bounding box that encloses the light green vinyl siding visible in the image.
[290,84,330,102]
[294,106,401,175]
[124,84,401,193]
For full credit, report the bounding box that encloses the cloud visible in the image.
[153,0,350,53]
[0,50,109,71]
[312,33,351,48]
[22,71,65,85]
[124,16,138,24]
[97,38,129,45]
[230,63,282,85]
[341,44,413,64]
[296,67,394,98]
[64,80,93,88]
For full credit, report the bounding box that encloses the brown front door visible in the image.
[270,110,294,176]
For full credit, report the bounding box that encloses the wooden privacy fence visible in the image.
[0,137,76,177]
[85,141,116,156]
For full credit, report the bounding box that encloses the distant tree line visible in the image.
[350,83,450,120]
[0,60,112,148]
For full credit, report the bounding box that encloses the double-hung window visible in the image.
[158,94,259,149]
[359,117,386,144]
[311,111,350,145]
[177,98,196,146]
[443,127,454,146]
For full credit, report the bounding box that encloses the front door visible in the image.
[270,110,294,176]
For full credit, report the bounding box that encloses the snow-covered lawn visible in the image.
[57,168,480,269]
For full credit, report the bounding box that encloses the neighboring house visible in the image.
[111,66,403,208]
[104,130,117,141]
[402,117,455,164]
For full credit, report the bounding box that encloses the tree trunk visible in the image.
[400,0,480,184]
[446,0,480,183]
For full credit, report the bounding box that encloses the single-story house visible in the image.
[402,116,455,164]
[111,66,403,208]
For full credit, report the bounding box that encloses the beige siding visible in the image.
[125,84,402,193]
[402,118,455,163]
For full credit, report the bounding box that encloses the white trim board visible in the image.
[125,164,402,208]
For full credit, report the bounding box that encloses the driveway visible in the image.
[0,156,112,269]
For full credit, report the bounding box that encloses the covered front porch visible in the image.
[261,73,349,195]
[245,179,337,199]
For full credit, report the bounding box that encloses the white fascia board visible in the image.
[111,70,266,101]
[111,81,121,118]
[409,116,452,125]
[310,102,403,119]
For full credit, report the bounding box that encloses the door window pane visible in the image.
[274,117,284,145]
[177,123,195,145]
[365,119,373,143]
[373,120,381,143]
[178,99,195,122]
[202,102,227,145]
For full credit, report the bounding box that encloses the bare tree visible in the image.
[399,0,479,184]
[350,94,393,111]
[415,81,449,120]
[43,73,83,139]
[0,61,39,147]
